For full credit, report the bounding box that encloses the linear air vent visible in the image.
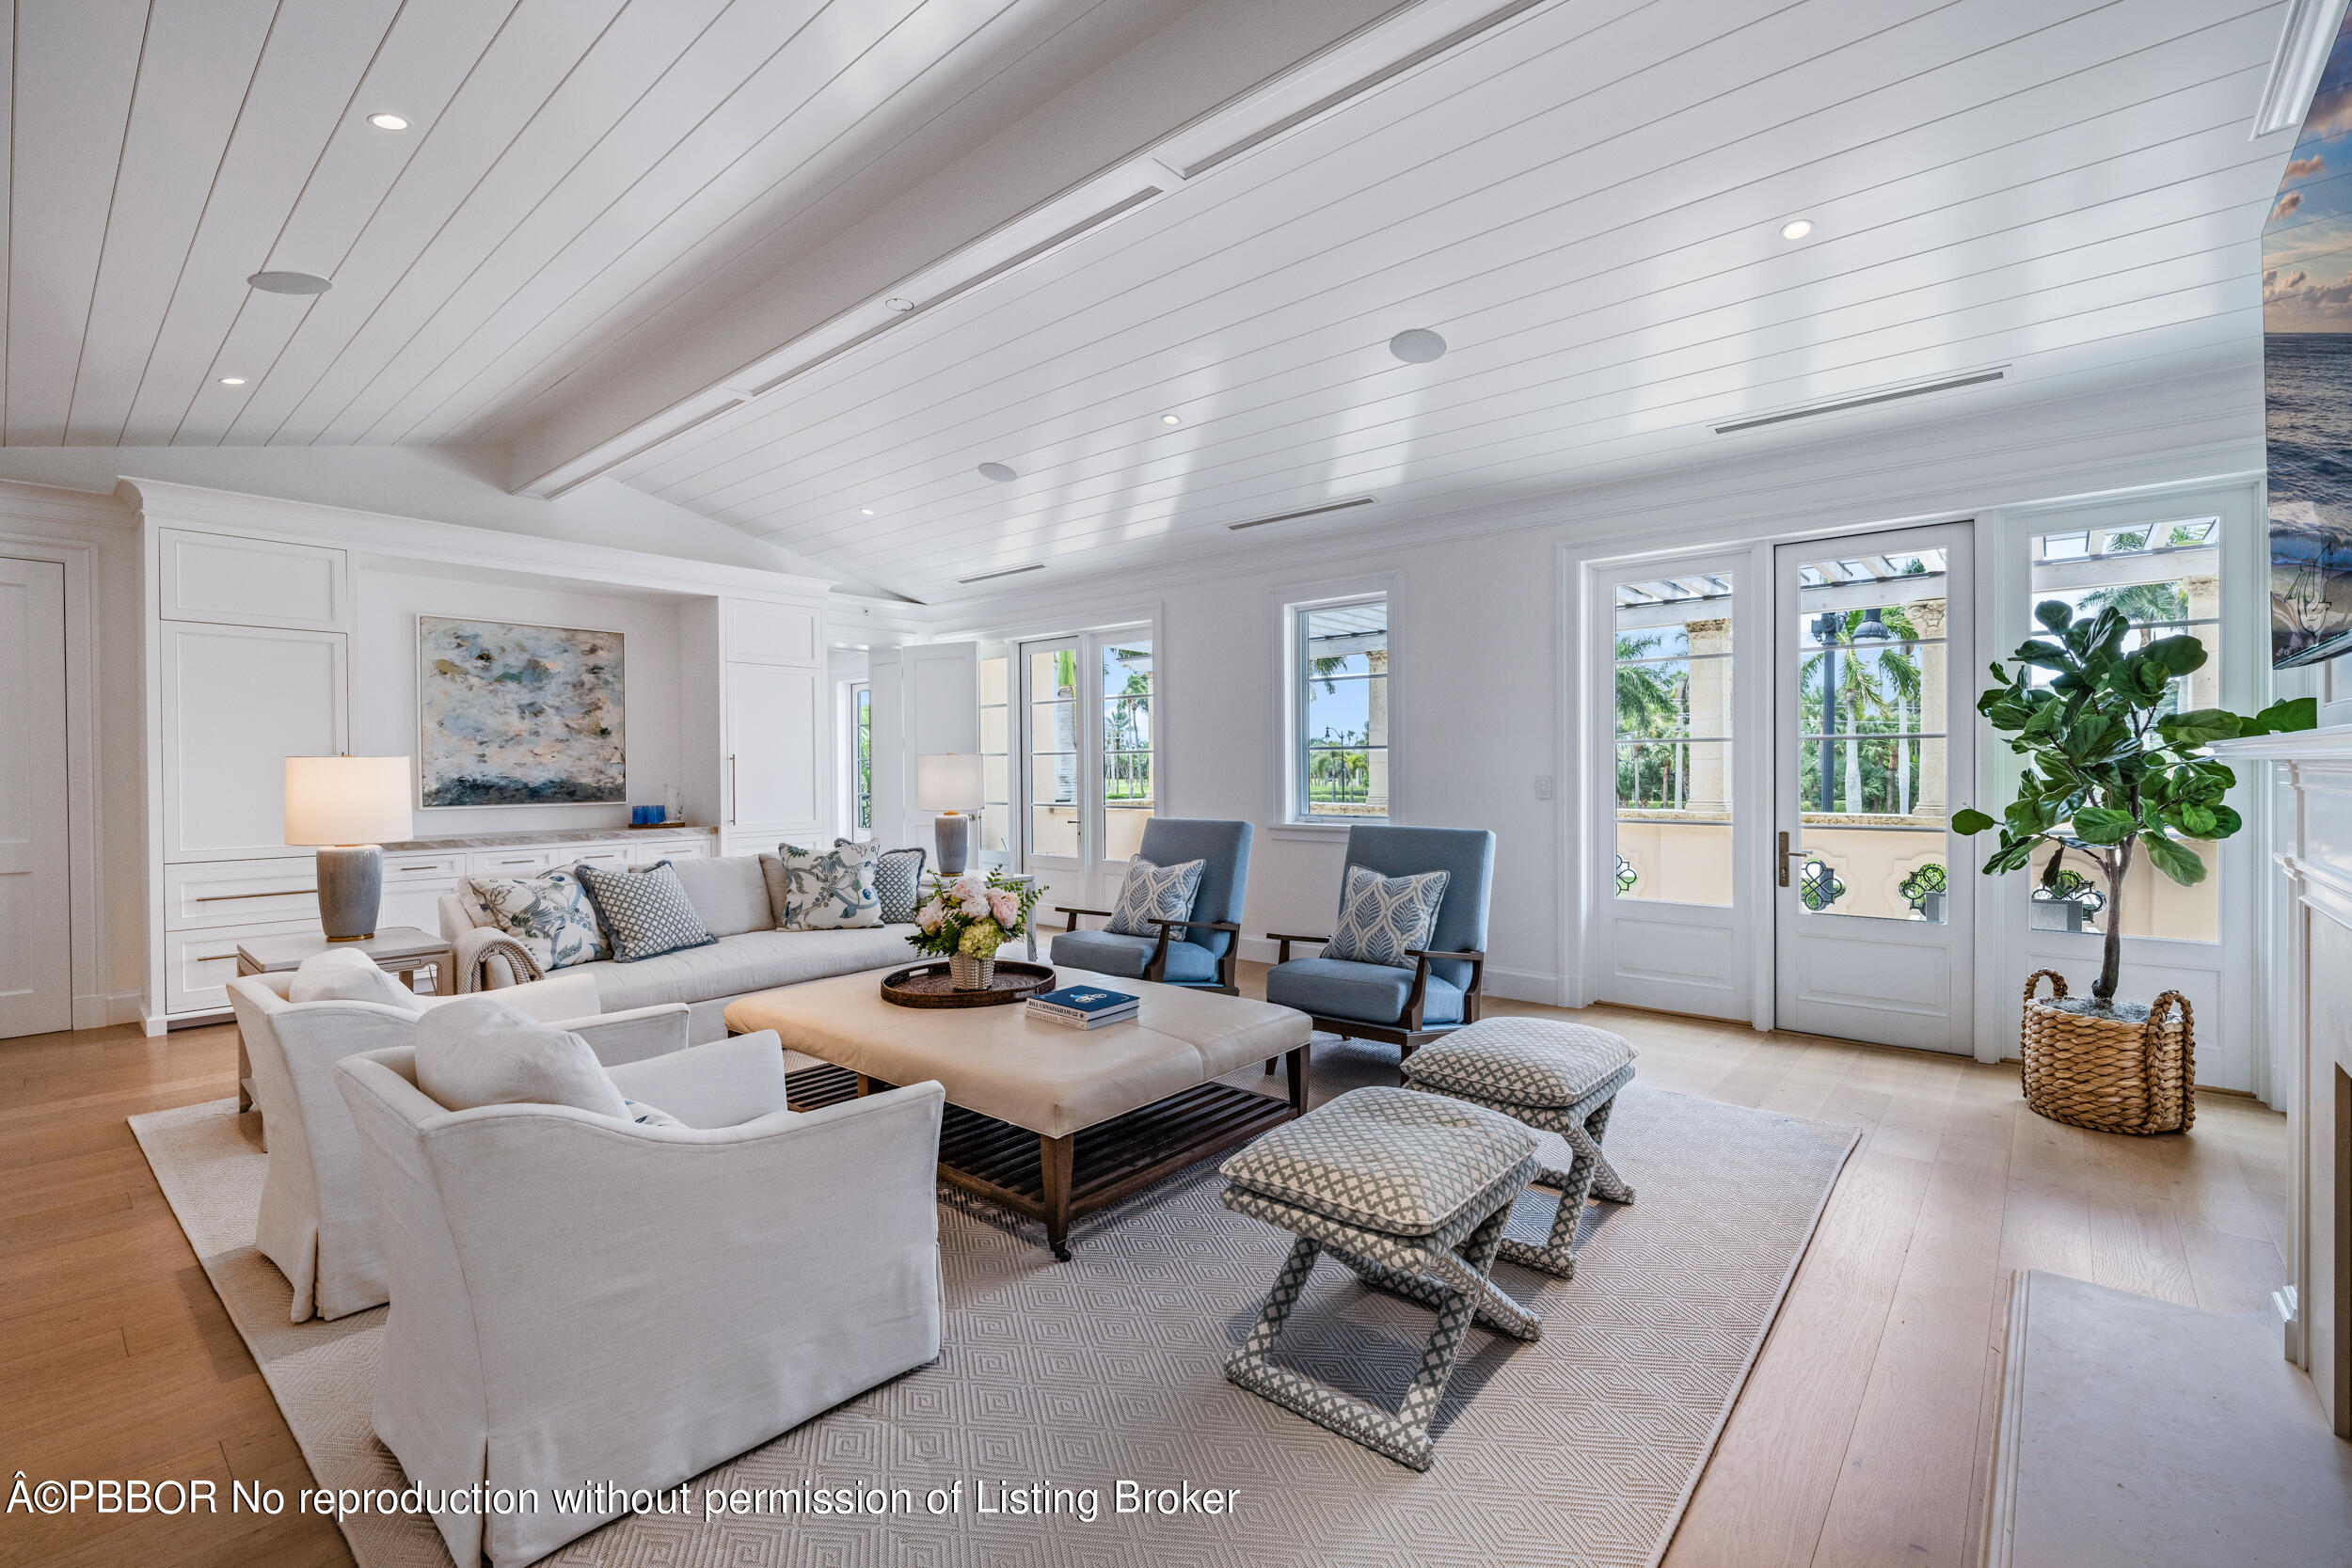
[1181,0,1549,178]
[958,562,1047,585]
[1227,496,1378,531]
[1710,369,2008,436]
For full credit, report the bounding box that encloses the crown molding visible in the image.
[2253,0,2350,138]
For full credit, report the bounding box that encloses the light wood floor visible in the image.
[0,980,2290,1568]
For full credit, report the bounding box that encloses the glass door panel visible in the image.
[1613,572,1734,905]
[1025,644,1081,863]
[1099,635,1153,864]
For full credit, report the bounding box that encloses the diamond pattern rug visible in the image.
[130,1039,1855,1568]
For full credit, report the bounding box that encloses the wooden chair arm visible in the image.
[1405,948,1486,963]
[1404,948,1487,1029]
[1266,931,1331,966]
[1055,904,1116,932]
[1147,917,1243,934]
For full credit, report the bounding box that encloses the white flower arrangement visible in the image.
[906,869,1041,960]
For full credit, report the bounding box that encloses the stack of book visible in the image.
[1026,985,1140,1030]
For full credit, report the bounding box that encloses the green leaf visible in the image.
[2207,803,2244,838]
[2141,633,2206,675]
[1983,837,2042,875]
[2012,640,2073,671]
[2039,850,2070,891]
[2033,600,2074,634]
[2177,803,2217,836]
[2249,696,2320,736]
[2141,832,2207,887]
[2071,807,2136,845]
[2156,708,2243,748]
[1952,808,1997,835]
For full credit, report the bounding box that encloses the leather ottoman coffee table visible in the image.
[724,968,1311,1259]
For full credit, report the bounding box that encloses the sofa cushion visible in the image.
[1263,957,1464,1026]
[1219,1085,1534,1237]
[578,926,916,1012]
[414,997,629,1118]
[576,861,720,962]
[289,949,426,1011]
[468,866,610,971]
[838,840,926,924]
[764,842,882,929]
[669,854,773,937]
[1325,863,1449,968]
[1048,928,1216,984]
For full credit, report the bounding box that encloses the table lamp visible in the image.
[917,753,985,875]
[284,755,414,941]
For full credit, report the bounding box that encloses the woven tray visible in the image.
[880,960,1057,1008]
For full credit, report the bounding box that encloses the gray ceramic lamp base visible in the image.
[934,813,972,876]
[316,845,385,942]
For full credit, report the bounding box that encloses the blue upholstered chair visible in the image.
[1263,825,1493,1064]
[1050,818,1253,994]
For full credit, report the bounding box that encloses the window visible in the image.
[2023,516,2222,942]
[1293,596,1390,821]
[849,681,871,834]
[977,652,1010,869]
[1613,572,1733,905]
[1101,637,1153,859]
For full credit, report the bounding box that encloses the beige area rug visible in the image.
[131,1041,1857,1568]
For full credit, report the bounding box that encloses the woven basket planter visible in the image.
[947,952,996,990]
[2019,969,2194,1135]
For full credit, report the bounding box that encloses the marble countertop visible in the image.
[382,825,716,852]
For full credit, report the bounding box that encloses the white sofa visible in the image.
[440,852,916,1041]
[337,1037,946,1568]
[228,970,689,1322]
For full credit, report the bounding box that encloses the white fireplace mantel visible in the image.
[2207,726,2352,1432]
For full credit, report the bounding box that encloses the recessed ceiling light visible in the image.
[883,297,915,312]
[247,270,332,295]
[218,376,246,386]
[1161,413,1182,426]
[860,507,875,516]
[977,462,1016,483]
[1389,327,1446,363]
[366,112,410,131]
[1780,218,1814,241]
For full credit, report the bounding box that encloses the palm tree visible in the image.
[1614,633,1688,807]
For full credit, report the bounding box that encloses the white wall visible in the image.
[354,567,686,839]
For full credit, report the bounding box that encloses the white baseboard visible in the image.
[78,991,145,1031]
[138,1004,168,1037]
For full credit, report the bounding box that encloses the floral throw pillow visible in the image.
[1323,864,1450,970]
[467,868,610,972]
[771,841,882,929]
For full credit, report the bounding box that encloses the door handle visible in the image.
[728,754,738,826]
[1778,831,1793,888]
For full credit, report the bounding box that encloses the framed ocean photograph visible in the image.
[417,616,626,808]
[2267,14,2352,668]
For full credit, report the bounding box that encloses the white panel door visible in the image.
[162,624,348,862]
[0,559,71,1037]
[1773,523,1976,1053]
[726,662,820,837]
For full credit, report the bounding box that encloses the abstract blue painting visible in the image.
[418,617,625,807]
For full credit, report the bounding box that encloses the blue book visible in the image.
[1028,985,1139,1016]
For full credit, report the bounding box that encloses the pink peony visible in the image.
[988,889,1019,927]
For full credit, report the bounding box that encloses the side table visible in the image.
[232,927,454,1113]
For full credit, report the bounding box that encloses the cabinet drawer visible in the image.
[570,844,633,871]
[164,856,320,931]
[166,919,316,1016]
[467,847,560,878]
[383,850,464,881]
[377,879,461,939]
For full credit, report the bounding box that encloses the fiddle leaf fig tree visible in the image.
[1952,601,2315,1011]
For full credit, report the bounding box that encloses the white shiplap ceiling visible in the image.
[0,0,2301,603]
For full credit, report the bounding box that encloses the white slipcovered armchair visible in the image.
[228,971,691,1322]
[335,1037,946,1568]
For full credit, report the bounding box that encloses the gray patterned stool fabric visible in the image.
[1402,1017,1638,1279]
[1217,1086,1541,1470]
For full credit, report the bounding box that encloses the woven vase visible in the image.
[2019,969,2194,1135]
[948,952,995,990]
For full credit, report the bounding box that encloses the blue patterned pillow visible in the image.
[1105,856,1205,938]
[574,861,718,962]
[468,867,610,971]
[837,839,926,924]
[1324,864,1450,969]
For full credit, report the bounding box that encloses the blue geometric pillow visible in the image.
[574,861,718,963]
[1105,856,1205,938]
[1324,864,1450,969]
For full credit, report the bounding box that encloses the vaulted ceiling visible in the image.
[0,0,2302,602]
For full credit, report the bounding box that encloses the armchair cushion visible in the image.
[606,1031,793,1128]
[577,861,720,961]
[1047,927,1218,984]
[290,949,426,1011]
[1325,864,1449,968]
[414,997,631,1119]
[1263,957,1465,1026]
[763,841,882,930]
[469,867,611,971]
[1104,856,1204,938]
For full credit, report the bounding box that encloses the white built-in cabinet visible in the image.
[716,597,827,857]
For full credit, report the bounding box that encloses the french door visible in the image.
[1017,627,1155,911]
[0,557,71,1038]
[1772,523,1975,1052]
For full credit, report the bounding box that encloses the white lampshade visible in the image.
[917,752,985,813]
[284,755,413,846]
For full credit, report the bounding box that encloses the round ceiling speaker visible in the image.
[1389,328,1447,363]
[247,270,333,295]
[977,462,1017,483]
